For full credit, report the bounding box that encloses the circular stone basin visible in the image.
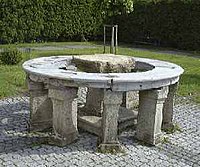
[22,54,184,91]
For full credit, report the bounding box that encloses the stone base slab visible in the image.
[78,116,101,135]
[49,132,78,146]
[78,107,138,136]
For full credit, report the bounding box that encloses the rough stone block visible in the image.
[72,54,135,73]
[80,88,104,117]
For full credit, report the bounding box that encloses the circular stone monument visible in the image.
[23,54,184,152]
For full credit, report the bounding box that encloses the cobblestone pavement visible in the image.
[0,96,199,167]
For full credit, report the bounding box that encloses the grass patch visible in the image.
[97,146,126,155]
[163,123,183,134]
[0,41,97,48]
[0,42,199,103]
[160,136,171,144]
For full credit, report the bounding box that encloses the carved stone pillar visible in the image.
[48,87,78,146]
[98,90,123,152]
[27,76,53,132]
[136,87,169,145]
[162,82,178,130]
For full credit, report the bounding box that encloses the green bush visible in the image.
[0,47,23,65]
[0,0,199,50]
[0,0,105,43]
[115,0,200,50]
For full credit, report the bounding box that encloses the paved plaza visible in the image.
[0,96,199,167]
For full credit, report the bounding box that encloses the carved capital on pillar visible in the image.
[48,87,78,101]
[140,87,169,102]
[26,75,45,91]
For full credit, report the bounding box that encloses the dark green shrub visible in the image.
[0,0,105,43]
[0,0,44,43]
[115,0,200,50]
[0,47,23,65]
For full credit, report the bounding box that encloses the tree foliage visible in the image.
[115,0,200,50]
[103,0,134,15]
[0,0,199,50]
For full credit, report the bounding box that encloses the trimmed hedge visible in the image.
[0,0,105,43]
[0,0,199,50]
[115,0,200,50]
[0,0,44,43]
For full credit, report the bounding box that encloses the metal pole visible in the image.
[115,25,118,54]
[111,25,115,54]
[103,26,106,54]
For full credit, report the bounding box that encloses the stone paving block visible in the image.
[0,96,199,167]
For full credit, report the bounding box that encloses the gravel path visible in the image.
[1,44,199,59]
[0,45,97,53]
[0,96,199,167]
[128,46,200,59]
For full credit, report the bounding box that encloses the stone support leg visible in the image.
[98,90,123,152]
[121,91,139,109]
[48,87,78,146]
[82,88,104,116]
[136,87,168,145]
[27,77,53,132]
[162,82,178,130]
[121,92,127,107]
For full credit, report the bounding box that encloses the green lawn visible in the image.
[0,42,199,103]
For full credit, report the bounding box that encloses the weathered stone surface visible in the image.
[48,87,78,146]
[121,91,139,109]
[98,90,123,151]
[78,115,102,135]
[118,107,138,131]
[27,76,53,132]
[78,107,138,135]
[72,54,135,73]
[77,54,134,117]
[136,87,169,145]
[80,88,104,116]
[162,82,178,130]
[23,56,184,91]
